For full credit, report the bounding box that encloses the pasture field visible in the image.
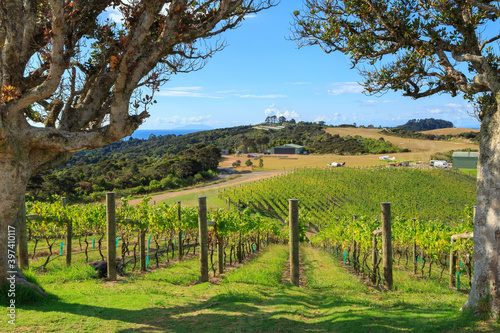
[220,127,479,172]
[153,187,227,208]
[4,244,498,332]
[418,128,480,135]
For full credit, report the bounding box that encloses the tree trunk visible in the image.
[462,101,500,318]
[0,155,46,295]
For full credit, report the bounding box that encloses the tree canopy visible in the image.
[0,0,275,175]
[293,0,500,109]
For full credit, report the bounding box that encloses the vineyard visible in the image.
[7,166,497,332]
[219,167,477,290]
[22,167,478,290]
[23,196,286,275]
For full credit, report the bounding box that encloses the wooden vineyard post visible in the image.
[289,199,300,287]
[217,223,224,274]
[449,239,457,289]
[256,230,260,252]
[198,196,209,282]
[63,197,72,267]
[449,232,473,289]
[412,218,417,275]
[237,232,242,263]
[381,202,393,290]
[371,229,380,285]
[140,229,146,272]
[18,196,29,270]
[177,201,183,260]
[352,214,358,272]
[106,192,117,280]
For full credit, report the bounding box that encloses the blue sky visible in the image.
[121,1,481,130]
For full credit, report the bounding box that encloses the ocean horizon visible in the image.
[125,129,206,140]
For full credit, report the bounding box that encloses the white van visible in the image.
[434,160,449,168]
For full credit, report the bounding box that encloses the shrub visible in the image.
[194,173,204,183]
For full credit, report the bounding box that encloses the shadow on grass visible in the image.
[18,284,483,333]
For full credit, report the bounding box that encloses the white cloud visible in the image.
[359,99,399,104]
[264,104,300,119]
[167,87,203,91]
[429,109,444,114]
[445,103,463,108]
[158,87,286,99]
[238,94,287,98]
[105,2,169,24]
[216,89,248,94]
[327,82,364,95]
[158,87,222,98]
[155,114,212,125]
[106,7,123,23]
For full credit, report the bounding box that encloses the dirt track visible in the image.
[129,170,286,206]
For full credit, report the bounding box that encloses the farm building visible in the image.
[452,151,479,169]
[270,144,306,154]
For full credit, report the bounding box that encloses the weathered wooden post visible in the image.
[198,196,209,282]
[140,228,146,272]
[217,224,224,274]
[381,202,393,290]
[177,201,183,260]
[449,239,457,289]
[352,214,358,272]
[371,228,381,284]
[449,231,473,289]
[106,192,117,280]
[289,199,300,287]
[18,196,29,270]
[61,197,72,267]
[412,218,417,275]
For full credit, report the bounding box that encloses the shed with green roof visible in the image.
[452,151,479,169]
[270,144,306,154]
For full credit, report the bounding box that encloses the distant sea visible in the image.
[125,129,204,140]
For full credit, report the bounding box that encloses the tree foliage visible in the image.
[397,118,454,131]
[0,0,276,175]
[293,0,500,111]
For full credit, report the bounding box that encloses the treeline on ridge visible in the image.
[396,118,453,131]
[382,118,480,143]
[28,144,221,203]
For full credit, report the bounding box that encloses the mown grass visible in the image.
[301,246,488,332]
[3,244,498,332]
[458,168,477,178]
[158,186,228,208]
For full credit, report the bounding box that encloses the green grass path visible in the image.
[3,245,498,332]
